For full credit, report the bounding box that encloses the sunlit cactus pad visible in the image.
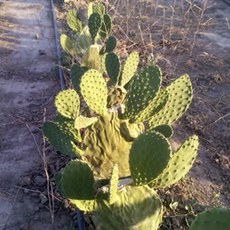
[189,208,230,230]
[80,69,107,116]
[93,186,163,230]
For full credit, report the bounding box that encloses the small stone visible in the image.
[39,49,46,55]
[30,126,40,134]
[33,214,39,221]
[23,188,30,194]
[39,193,48,205]
[19,223,28,230]
[20,176,32,186]
[34,175,46,187]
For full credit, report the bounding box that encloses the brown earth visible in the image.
[0,0,77,229]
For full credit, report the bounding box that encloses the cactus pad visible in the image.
[189,208,230,230]
[109,164,119,204]
[88,13,101,42]
[120,51,139,87]
[100,14,111,38]
[66,10,82,32]
[61,160,95,200]
[93,185,163,230]
[129,131,171,185]
[133,89,168,123]
[71,199,97,212]
[148,74,192,129]
[83,113,132,179]
[120,121,144,141]
[152,125,173,138]
[54,89,80,119]
[71,64,86,92]
[74,115,98,130]
[105,36,117,53]
[81,44,103,71]
[43,120,82,157]
[80,69,107,116]
[121,65,162,120]
[149,135,199,188]
[75,26,93,56]
[105,52,120,84]
[88,2,105,18]
[60,34,74,56]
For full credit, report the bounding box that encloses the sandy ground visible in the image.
[0,0,72,229]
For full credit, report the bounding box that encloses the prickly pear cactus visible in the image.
[61,160,95,199]
[120,51,139,87]
[60,34,75,56]
[44,35,199,228]
[93,185,163,230]
[80,69,107,116]
[129,131,171,186]
[88,13,101,43]
[104,36,117,53]
[189,208,230,230]
[108,164,119,204]
[81,44,103,71]
[147,74,192,129]
[121,65,161,120]
[60,3,112,61]
[66,9,82,32]
[149,135,199,188]
[100,14,111,38]
[60,162,163,230]
[105,52,120,84]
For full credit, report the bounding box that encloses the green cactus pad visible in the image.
[54,89,80,119]
[80,69,107,116]
[129,131,171,186]
[152,125,173,138]
[88,13,101,42]
[83,113,132,179]
[81,44,103,71]
[105,52,120,84]
[121,65,162,120]
[105,36,117,53]
[71,64,86,92]
[120,51,139,87]
[149,135,199,188]
[66,10,82,32]
[93,185,163,230]
[133,89,168,123]
[189,208,230,230]
[70,199,97,212]
[100,14,111,38]
[74,116,98,130]
[75,26,93,57]
[109,164,119,204]
[60,34,74,56]
[43,120,82,157]
[120,121,145,141]
[148,74,193,129]
[61,160,95,200]
[88,2,105,18]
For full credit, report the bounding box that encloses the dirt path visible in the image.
[0,1,72,229]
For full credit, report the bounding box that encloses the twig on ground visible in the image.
[26,109,55,224]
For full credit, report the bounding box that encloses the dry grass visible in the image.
[104,0,212,73]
